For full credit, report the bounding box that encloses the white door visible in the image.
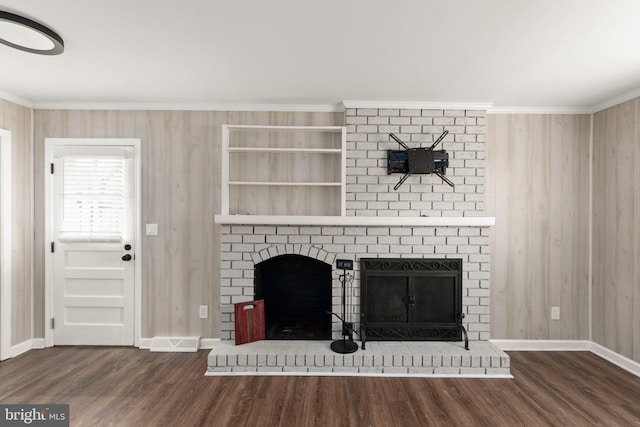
[50,145,136,346]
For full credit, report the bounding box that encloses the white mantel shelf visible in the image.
[215,215,495,227]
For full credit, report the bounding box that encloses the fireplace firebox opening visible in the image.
[254,254,332,340]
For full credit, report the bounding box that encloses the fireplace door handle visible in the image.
[407,296,416,305]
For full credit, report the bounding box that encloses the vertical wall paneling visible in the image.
[486,114,590,340]
[0,127,12,360]
[0,99,33,346]
[33,109,341,340]
[635,102,640,363]
[9,97,640,361]
[592,98,640,363]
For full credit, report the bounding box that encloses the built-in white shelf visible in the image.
[227,147,342,154]
[221,124,347,216]
[228,181,342,187]
[215,214,496,227]
[223,125,344,132]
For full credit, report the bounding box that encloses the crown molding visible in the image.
[31,101,344,113]
[342,100,494,111]
[2,90,640,115]
[486,106,593,115]
[0,89,34,108]
[591,87,640,113]
[487,87,640,115]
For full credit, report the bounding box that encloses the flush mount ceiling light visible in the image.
[0,11,64,55]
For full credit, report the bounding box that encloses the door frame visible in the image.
[0,128,12,361]
[44,138,142,348]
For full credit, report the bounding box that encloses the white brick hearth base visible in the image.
[206,340,511,377]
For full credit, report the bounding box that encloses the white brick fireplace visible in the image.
[216,106,494,343]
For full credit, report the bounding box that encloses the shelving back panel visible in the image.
[229,151,341,184]
[229,185,342,216]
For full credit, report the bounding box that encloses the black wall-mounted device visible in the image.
[336,259,353,270]
[387,130,453,190]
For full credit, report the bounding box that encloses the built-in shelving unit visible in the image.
[221,125,346,216]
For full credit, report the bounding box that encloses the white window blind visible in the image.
[59,154,129,241]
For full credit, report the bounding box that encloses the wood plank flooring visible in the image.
[0,348,639,426]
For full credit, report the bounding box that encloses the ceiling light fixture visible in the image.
[0,11,64,55]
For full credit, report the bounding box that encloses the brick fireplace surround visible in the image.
[211,106,509,376]
[219,223,491,342]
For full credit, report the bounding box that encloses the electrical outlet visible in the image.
[199,305,208,319]
[551,306,560,320]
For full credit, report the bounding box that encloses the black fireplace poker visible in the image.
[330,259,359,354]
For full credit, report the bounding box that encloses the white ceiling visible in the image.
[1,0,640,109]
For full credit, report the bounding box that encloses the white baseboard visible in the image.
[10,340,33,358]
[139,337,219,350]
[200,338,221,349]
[7,337,639,379]
[149,336,200,352]
[31,338,46,349]
[138,338,152,349]
[490,339,591,351]
[589,342,640,378]
[10,338,46,358]
[491,339,640,378]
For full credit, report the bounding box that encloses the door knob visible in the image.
[122,254,132,261]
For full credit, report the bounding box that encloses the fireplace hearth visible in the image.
[360,258,468,349]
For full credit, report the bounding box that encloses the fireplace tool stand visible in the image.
[330,260,359,354]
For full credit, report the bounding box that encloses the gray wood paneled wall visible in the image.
[33,110,342,339]
[0,98,633,363]
[592,98,640,363]
[486,114,591,340]
[0,99,33,345]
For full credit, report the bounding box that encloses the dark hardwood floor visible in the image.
[0,347,639,426]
